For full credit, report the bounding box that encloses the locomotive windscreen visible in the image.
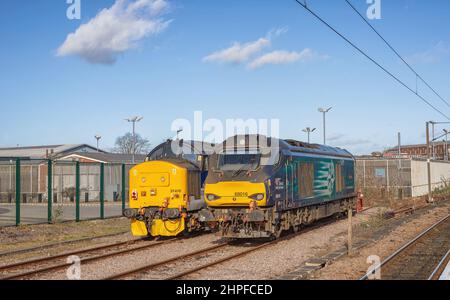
[217,152,261,171]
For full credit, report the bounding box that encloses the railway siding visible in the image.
[379,215,449,280]
[300,200,450,280]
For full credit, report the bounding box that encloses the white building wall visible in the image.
[411,159,450,197]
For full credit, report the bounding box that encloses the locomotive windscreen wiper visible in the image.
[231,156,257,178]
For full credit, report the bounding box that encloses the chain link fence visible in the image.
[0,158,135,227]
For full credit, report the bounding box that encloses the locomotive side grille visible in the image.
[187,170,201,199]
[298,162,314,198]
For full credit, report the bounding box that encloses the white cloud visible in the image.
[267,26,289,39]
[203,27,290,65]
[204,28,328,70]
[203,38,270,64]
[407,41,450,64]
[57,0,172,64]
[328,133,372,147]
[247,49,328,69]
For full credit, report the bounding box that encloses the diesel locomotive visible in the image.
[203,135,356,238]
[123,140,213,237]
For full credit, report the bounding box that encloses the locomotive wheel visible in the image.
[273,225,283,240]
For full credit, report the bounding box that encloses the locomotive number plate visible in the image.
[234,192,248,197]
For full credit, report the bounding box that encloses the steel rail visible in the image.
[165,241,274,280]
[0,238,145,272]
[164,220,328,280]
[114,214,343,280]
[359,214,450,280]
[104,243,230,280]
[0,239,172,280]
[0,230,130,258]
[428,250,450,280]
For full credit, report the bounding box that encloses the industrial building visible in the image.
[384,142,450,161]
[356,157,450,200]
[0,145,147,204]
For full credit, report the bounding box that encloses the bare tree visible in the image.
[114,133,151,154]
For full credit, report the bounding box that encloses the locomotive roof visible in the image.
[219,135,354,159]
[147,139,214,158]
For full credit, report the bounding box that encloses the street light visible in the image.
[94,135,102,152]
[302,127,316,143]
[318,107,332,145]
[125,116,143,164]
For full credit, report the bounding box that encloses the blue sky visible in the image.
[1,0,450,155]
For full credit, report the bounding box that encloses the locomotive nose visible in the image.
[204,181,267,207]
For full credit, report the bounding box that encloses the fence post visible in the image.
[121,164,126,212]
[363,160,366,188]
[347,207,353,255]
[15,158,21,226]
[47,160,52,223]
[76,161,80,222]
[100,163,104,219]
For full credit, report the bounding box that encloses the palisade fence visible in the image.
[0,158,136,227]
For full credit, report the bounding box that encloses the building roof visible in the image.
[59,152,147,164]
[0,144,103,159]
[385,141,448,152]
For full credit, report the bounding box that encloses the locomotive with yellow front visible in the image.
[203,135,356,239]
[123,140,213,237]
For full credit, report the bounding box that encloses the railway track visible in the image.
[0,237,173,280]
[1,210,361,280]
[360,214,450,280]
[0,230,130,259]
[104,240,281,280]
[428,250,450,280]
[105,215,342,280]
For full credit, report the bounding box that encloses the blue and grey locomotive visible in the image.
[203,135,356,238]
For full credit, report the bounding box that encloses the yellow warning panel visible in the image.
[131,219,148,237]
[150,218,185,237]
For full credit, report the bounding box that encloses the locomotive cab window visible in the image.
[182,153,198,163]
[217,151,261,171]
[298,162,314,198]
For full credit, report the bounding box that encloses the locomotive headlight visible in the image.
[249,193,264,201]
[206,194,220,201]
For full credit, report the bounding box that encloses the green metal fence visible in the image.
[0,158,135,227]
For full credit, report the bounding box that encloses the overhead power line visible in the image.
[293,0,450,120]
[344,0,450,109]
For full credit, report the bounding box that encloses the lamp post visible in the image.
[94,135,102,152]
[302,127,316,143]
[318,107,332,145]
[125,116,143,164]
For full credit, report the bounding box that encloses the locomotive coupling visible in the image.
[123,208,138,219]
[198,209,216,222]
